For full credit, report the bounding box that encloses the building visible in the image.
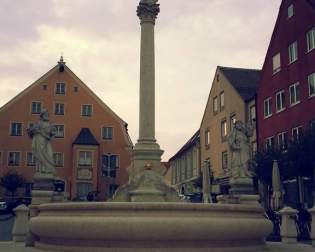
[169,130,201,196]
[0,58,133,200]
[200,66,260,194]
[257,0,315,152]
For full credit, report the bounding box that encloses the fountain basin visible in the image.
[30,202,272,252]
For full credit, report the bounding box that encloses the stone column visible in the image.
[12,204,29,242]
[279,206,298,243]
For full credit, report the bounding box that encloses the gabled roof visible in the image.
[218,66,261,102]
[73,128,99,146]
[169,130,200,162]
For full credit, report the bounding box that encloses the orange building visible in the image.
[0,58,133,200]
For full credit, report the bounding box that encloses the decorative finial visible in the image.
[58,54,66,72]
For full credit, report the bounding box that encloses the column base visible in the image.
[229,177,254,195]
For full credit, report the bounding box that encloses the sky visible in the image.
[0,0,282,161]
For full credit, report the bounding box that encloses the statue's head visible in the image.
[234,120,243,130]
[141,0,158,3]
[40,109,49,121]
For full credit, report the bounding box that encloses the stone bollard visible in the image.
[279,206,298,243]
[25,205,39,247]
[309,207,315,246]
[12,204,29,242]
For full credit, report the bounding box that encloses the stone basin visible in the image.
[30,202,272,252]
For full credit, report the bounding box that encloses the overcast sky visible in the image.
[0,0,281,161]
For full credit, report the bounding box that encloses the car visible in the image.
[0,201,7,210]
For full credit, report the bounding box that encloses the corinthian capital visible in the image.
[137,0,160,22]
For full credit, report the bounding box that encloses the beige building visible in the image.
[200,66,260,194]
[169,130,201,196]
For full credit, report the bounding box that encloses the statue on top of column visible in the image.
[28,109,56,175]
[228,120,254,179]
[137,0,160,20]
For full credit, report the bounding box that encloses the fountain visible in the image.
[29,1,272,251]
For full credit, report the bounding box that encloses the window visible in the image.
[78,151,92,166]
[27,152,36,166]
[288,4,294,18]
[278,132,288,150]
[266,137,275,151]
[213,97,218,114]
[292,126,303,142]
[31,101,41,114]
[54,103,65,115]
[82,105,92,117]
[308,73,315,97]
[276,90,285,112]
[102,127,113,140]
[221,120,227,140]
[54,125,64,138]
[205,130,210,146]
[230,114,236,129]
[307,28,315,52]
[42,84,47,90]
[102,154,119,177]
[8,152,20,166]
[108,184,119,198]
[220,92,225,111]
[288,41,298,64]
[76,182,92,200]
[222,151,228,172]
[10,122,22,136]
[272,53,281,74]
[289,83,300,106]
[264,98,272,118]
[53,153,64,167]
[74,86,79,92]
[55,83,66,95]
[249,105,256,123]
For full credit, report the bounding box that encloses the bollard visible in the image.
[279,206,298,243]
[12,204,29,242]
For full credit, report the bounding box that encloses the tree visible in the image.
[0,171,27,197]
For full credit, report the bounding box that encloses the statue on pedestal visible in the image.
[28,109,55,176]
[228,120,254,179]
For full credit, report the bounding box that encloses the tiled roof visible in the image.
[218,66,261,102]
[169,130,200,162]
[73,128,99,146]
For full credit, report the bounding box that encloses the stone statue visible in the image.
[28,109,55,175]
[228,120,254,179]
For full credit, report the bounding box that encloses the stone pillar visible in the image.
[279,206,298,243]
[12,204,29,242]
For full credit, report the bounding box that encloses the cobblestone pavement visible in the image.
[1,242,315,252]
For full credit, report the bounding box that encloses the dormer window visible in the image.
[288,4,294,19]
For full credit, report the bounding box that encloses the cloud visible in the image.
[0,0,281,161]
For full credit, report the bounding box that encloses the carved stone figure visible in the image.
[28,110,55,175]
[228,120,254,179]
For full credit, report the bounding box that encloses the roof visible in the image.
[73,128,99,146]
[169,130,200,162]
[218,66,261,101]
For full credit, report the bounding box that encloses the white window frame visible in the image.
[31,101,42,114]
[26,152,36,166]
[78,151,92,166]
[288,4,294,19]
[221,151,228,172]
[276,90,285,112]
[221,120,227,140]
[81,104,93,117]
[54,103,65,115]
[289,82,300,106]
[205,130,210,146]
[54,125,65,138]
[265,137,274,151]
[272,53,281,74]
[101,154,119,177]
[307,27,315,53]
[53,152,64,167]
[278,132,288,150]
[213,97,218,114]
[292,126,303,142]
[8,151,21,166]
[288,41,298,64]
[10,122,22,136]
[264,97,272,118]
[102,127,113,140]
[308,73,315,98]
[55,82,66,95]
[220,92,225,111]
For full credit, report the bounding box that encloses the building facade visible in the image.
[0,58,133,200]
[169,130,201,196]
[257,0,315,151]
[200,66,260,194]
